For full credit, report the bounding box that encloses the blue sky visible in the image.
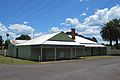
[0,0,120,43]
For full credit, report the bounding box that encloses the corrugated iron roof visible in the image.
[10,40,27,45]
[83,43,105,47]
[69,35,105,47]
[69,35,97,44]
[16,32,61,46]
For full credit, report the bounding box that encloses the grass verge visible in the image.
[0,55,37,64]
[0,55,113,64]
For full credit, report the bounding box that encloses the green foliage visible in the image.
[100,19,120,48]
[91,37,98,42]
[4,40,10,49]
[16,35,31,40]
[6,33,9,37]
[0,36,3,50]
[0,55,37,64]
[0,36,2,45]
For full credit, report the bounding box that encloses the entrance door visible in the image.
[91,47,93,56]
[16,48,18,58]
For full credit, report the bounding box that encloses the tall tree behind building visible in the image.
[16,35,31,40]
[0,36,2,50]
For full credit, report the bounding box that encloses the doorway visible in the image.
[16,48,18,58]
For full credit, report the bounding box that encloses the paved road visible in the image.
[0,57,120,80]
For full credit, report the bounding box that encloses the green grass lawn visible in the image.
[0,55,38,64]
[0,55,112,64]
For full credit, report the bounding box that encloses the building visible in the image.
[8,40,27,57]
[67,29,107,56]
[8,32,85,61]
[8,29,108,61]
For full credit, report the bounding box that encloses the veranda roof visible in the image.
[82,43,105,47]
[16,32,83,46]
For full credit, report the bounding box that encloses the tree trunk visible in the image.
[116,39,118,49]
[110,40,112,47]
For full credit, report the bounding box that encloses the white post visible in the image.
[55,48,56,61]
[41,45,43,62]
[39,56,40,62]
[71,48,73,60]
[4,49,7,56]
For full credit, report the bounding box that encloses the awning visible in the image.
[43,41,84,46]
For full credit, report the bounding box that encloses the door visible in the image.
[91,47,93,56]
[16,48,18,58]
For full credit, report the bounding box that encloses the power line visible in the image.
[16,0,70,22]
[5,0,46,23]
[3,0,30,23]
[100,0,114,9]
[0,0,9,13]
[16,0,46,17]
[29,0,71,21]
[14,0,57,22]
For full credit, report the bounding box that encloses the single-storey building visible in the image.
[67,29,107,56]
[8,40,27,57]
[8,32,85,61]
[8,29,108,61]
[72,36,106,56]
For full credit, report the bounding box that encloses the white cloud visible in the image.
[50,27,61,33]
[0,22,8,32]
[80,12,86,16]
[0,31,17,40]
[61,5,120,43]
[84,5,120,26]
[80,0,83,2]
[23,21,28,24]
[8,24,35,34]
[107,5,120,20]
[7,32,17,39]
[62,18,80,26]
[79,26,100,35]
[34,32,43,38]
[80,7,89,16]
[83,8,109,26]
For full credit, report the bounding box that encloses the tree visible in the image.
[16,35,31,40]
[4,40,10,49]
[111,19,120,48]
[100,21,115,46]
[100,19,120,48]
[91,37,98,43]
[6,33,9,38]
[0,36,2,49]
[3,33,10,50]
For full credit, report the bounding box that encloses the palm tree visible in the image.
[100,19,120,48]
[111,19,120,48]
[100,22,114,46]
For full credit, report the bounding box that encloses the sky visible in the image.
[0,0,120,43]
